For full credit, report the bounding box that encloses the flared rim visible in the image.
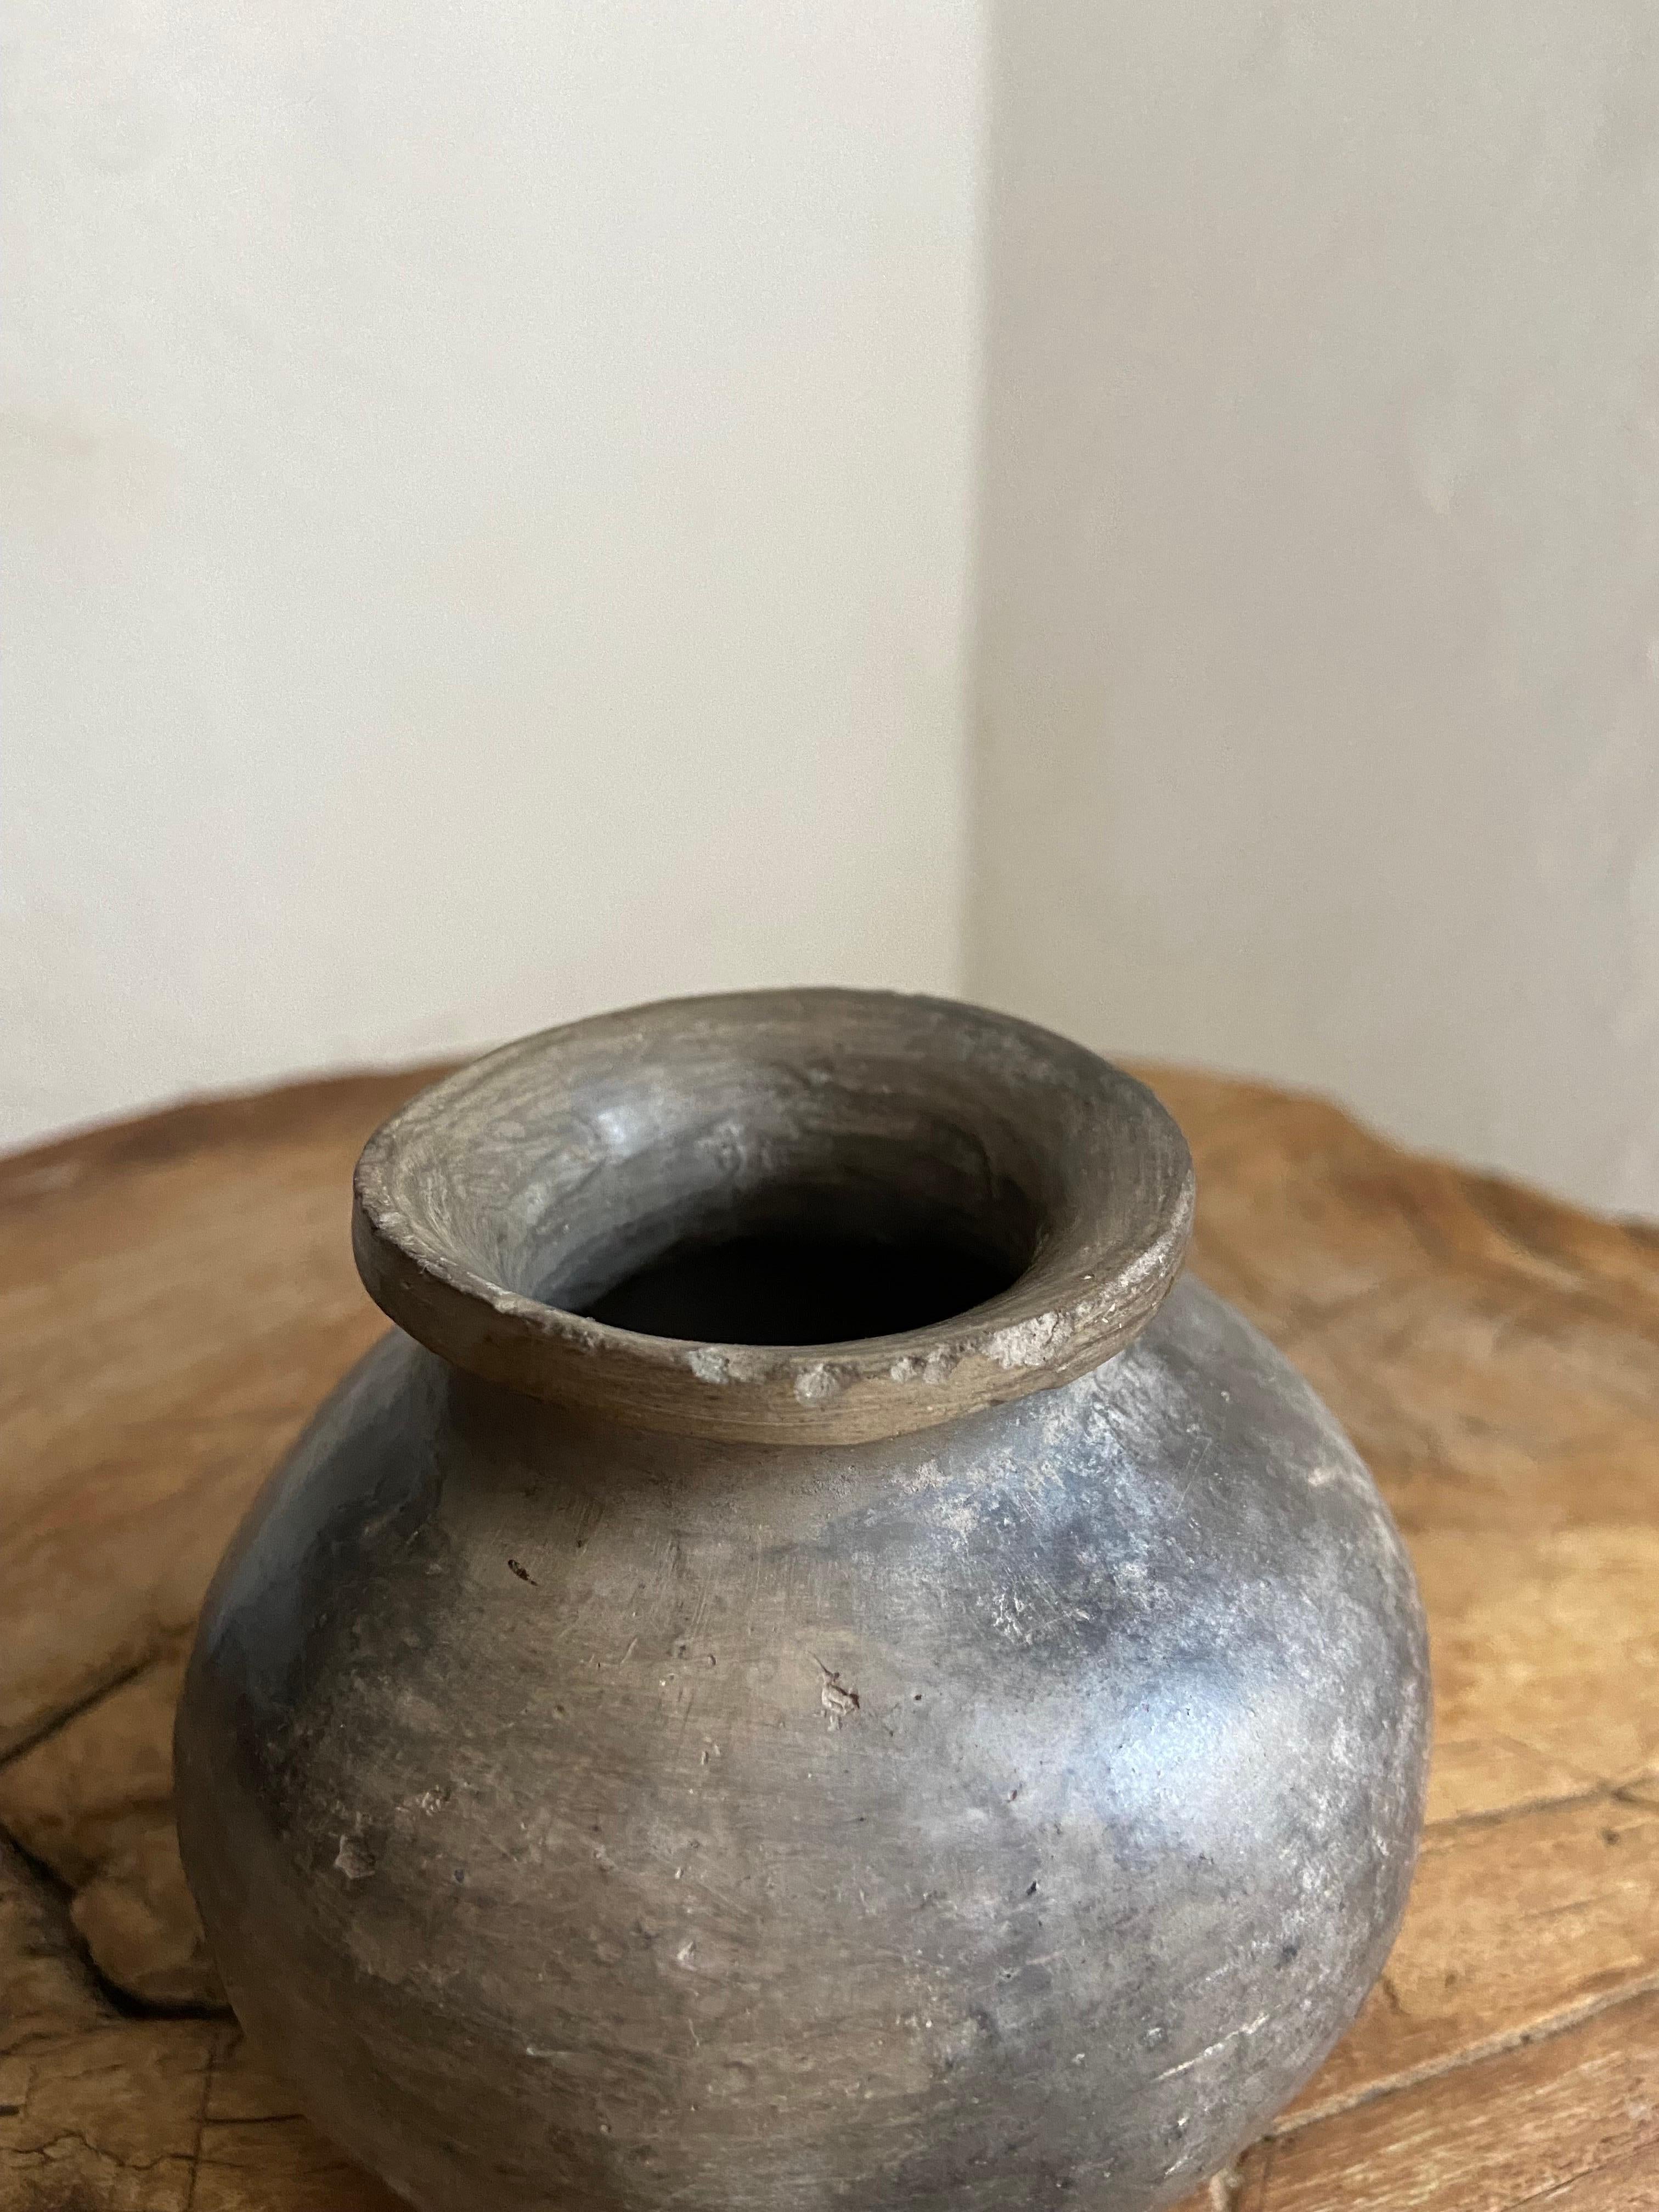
[352,989,1194,1443]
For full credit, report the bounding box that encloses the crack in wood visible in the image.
[1425,1769,1659,1838]
[1266,1966,1659,2141]
[182,2022,223,2211]
[0,1654,156,1772]
[8,2131,187,2174]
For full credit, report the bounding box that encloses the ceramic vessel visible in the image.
[175,990,1430,2212]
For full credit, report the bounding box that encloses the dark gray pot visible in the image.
[175,990,1429,2212]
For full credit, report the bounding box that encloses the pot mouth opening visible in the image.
[353,989,1194,1444]
[574,1213,1031,1348]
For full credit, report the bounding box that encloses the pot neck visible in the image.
[352,990,1193,1446]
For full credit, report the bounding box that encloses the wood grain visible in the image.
[1235,1988,1659,2211]
[0,1070,449,1765]
[4,1059,1656,2209]
[0,1837,400,2212]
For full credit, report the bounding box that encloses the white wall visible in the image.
[12,2,1656,1218]
[2,2,981,1148]
[973,0,1659,1215]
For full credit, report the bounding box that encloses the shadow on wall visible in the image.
[969,0,1659,1218]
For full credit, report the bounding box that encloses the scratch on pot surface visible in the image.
[1155,2015,1269,2080]
[992,1589,1032,1645]
[794,1361,841,1404]
[888,1348,958,1384]
[335,1833,376,1881]
[987,1312,1075,1369]
[817,1662,861,1729]
[896,1346,956,1386]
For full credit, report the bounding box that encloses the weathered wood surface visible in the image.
[2,1062,1656,2210]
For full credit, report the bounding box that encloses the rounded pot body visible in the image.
[176,992,1429,2212]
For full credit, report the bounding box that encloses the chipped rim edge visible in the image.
[351,989,1195,1444]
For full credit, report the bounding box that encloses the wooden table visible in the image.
[3,1064,1656,2211]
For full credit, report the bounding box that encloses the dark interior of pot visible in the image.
[581,1217,1019,1346]
[532,1099,1046,1347]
